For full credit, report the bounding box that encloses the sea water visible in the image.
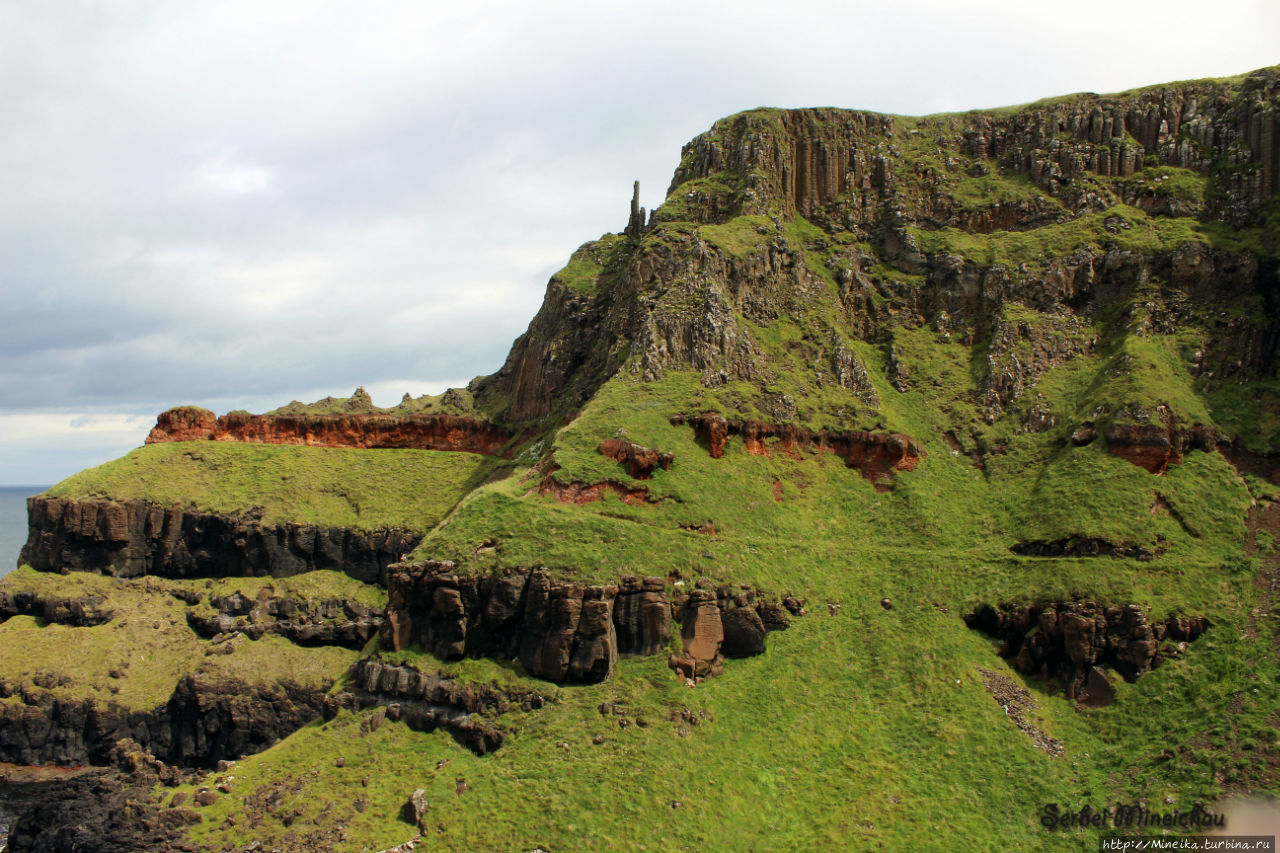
[0,487,43,579]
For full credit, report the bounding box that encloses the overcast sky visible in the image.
[0,0,1276,486]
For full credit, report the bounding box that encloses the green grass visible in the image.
[549,233,632,295]
[909,205,1219,267]
[45,442,491,530]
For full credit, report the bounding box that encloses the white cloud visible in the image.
[195,157,274,195]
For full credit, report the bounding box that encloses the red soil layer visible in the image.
[539,476,659,506]
[672,412,924,484]
[145,406,514,457]
[1103,423,1218,474]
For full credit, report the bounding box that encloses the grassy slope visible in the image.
[218,342,1266,852]
[46,442,491,530]
[8,75,1280,850]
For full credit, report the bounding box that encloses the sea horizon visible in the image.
[0,486,46,579]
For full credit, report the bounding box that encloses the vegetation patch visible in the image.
[45,442,490,530]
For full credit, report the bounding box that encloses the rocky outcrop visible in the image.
[1011,537,1159,561]
[0,674,327,768]
[0,590,114,626]
[380,562,792,685]
[1105,423,1220,473]
[322,659,548,756]
[22,496,419,585]
[672,69,1280,228]
[538,474,662,506]
[674,413,922,485]
[3,759,199,853]
[146,407,513,456]
[668,583,794,682]
[597,438,673,479]
[185,591,382,650]
[965,601,1209,706]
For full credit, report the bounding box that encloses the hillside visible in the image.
[2,67,1280,852]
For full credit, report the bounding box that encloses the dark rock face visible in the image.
[146,407,514,457]
[0,590,113,626]
[323,660,548,756]
[612,575,672,656]
[185,592,382,649]
[965,601,1209,705]
[0,675,326,768]
[381,563,791,685]
[4,765,199,853]
[1011,537,1159,561]
[21,496,419,585]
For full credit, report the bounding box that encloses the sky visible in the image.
[1,0,1277,486]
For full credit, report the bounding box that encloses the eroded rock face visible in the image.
[184,592,382,650]
[1011,537,1159,561]
[322,660,547,756]
[380,563,791,685]
[1105,423,1220,473]
[965,601,1209,705]
[0,674,327,768]
[597,439,674,479]
[674,413,922,485]
[146,408,513,457]
[0,590,114,626]
[22,496,419,585]
[4,762,199,853]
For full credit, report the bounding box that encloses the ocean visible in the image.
[0,487,43,579]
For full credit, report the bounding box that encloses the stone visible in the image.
[403,789,430,827]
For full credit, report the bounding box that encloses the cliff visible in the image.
[4,67,1280,852]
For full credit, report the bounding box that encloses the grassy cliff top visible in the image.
[46,442,492,530]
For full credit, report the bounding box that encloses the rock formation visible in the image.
[184,591,382,649]
[22,496,419,585]
[322,659,548,756]
[146,407,513,456]
[0,674,327,768]
[965,601,1210,706]
[380,562,792,685]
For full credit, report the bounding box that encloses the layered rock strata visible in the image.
[322,659,549,756]
[965,601,1209,706]
[22,496,419,585]
[380,562,793,685]
[146,406,513,457]
[185,591,382,650]
[0,674,327,768]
